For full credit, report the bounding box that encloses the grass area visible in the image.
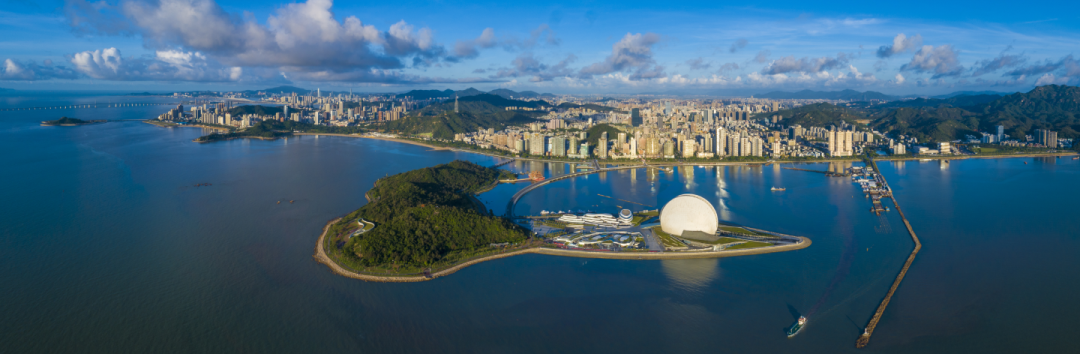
[718,226,769,236]
[540,219,568,228]
[636,210,659,217]
[650,227,686,248]
[695,237,744,245]
[726,241,772,250]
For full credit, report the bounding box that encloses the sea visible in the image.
[2,92,1079,353]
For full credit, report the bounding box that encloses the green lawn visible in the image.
[718,226,769,236]
[650,227,686,248]
[695,237,744,245]
[726,241,772,250]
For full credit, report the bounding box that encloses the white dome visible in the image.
[660,194,718,236]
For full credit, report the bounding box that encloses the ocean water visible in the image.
[2,94,1079,353]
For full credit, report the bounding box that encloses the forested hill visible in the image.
[767,103,868,128]
[382,95,544,139]
[557,102,623,113]
[976,85,1080,138]
[339,160,527,268]
[763,85,1080,143]
[868,85,1080,141]
[870,107,981,143]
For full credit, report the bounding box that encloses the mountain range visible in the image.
[396,88,555,100]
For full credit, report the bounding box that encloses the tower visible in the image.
[454,96,459,113]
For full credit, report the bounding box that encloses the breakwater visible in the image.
[856,160,922,348]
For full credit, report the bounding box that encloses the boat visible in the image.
[771,187,786,191]
[1073,157,1078,160]
[787,316,807,337]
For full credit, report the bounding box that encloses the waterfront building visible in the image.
[552,136,567,157]
[1035,129,1059,148]
[997,125,1005,142]
[938,142,952,154]
[828,130,854,157]
[659,194,718,236]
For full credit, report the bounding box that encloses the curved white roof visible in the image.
[659,194,718,236]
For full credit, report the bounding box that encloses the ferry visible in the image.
[771,187,787,191]
[787,316,807,337]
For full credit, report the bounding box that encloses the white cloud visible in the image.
[901,45,963,78]
[877,33,923,58]
[578,32,664,80]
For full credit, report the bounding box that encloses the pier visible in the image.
[856,159,922,349]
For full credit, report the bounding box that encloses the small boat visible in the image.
[1073,157,1078,160]
[771,187,786,191]
[788,316,807,337]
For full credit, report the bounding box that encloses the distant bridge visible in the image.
[504,164,645,217]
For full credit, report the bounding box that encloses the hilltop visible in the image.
[323,160,527,271]
[396,87,554,100]
[383,94,546,139]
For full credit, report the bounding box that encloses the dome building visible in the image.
[659,194,718,237]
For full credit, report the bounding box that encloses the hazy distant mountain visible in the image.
[930,91,1013,99]
[253,86,311,95]
[757,89,894,101]
[488,88,555,99]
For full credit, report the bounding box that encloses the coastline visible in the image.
[294,133,452,150]
[314,217,811,283]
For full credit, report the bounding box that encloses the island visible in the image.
[315,160,811,282]
[41,117,105,126]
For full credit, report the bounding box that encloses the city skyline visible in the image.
[2,0,1079,94]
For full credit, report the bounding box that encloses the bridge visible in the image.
[504,164,645,217]
[490,158,515,168]
[0,102,182,112]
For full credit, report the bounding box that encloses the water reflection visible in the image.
[660,259,720,292]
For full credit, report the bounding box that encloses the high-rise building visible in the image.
[529,134,546,155]
[597,132,609,159]
[716,128,727,156]
[454,96,459,113]
[828,130,854,157]
[1035,129,1058,148]
[569,137,579,156]
[997,125,1005,142]
[552,136,567,157]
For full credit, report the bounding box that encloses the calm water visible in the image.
[2,94,1079,353]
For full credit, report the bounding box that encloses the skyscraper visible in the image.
[1035,129,1059,148]
[454,96,459,113]
[997,125,1004,142]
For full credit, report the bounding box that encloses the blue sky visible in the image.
[2,0,1078,95]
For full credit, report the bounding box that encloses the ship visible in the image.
[787,316,807,338]
[771,187,786,191]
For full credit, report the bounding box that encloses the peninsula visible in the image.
[315,160,811,282]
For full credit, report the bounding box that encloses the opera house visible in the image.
[659,194,718,240]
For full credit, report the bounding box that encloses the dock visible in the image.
[856,159,922,349]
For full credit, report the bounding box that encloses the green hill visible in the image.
[871,107,980,143]
[557,102,622,113]
[584,124,624,146]
[331,160,527,269]
[765,102,868,128]
[975,85,1080,139]
[384,95,545,139]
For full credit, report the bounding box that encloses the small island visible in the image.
[41,117,105,126]
[315,160,811,282]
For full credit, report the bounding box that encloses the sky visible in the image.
[1,0,1079,95]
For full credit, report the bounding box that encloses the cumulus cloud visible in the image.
[894,73,905,84]
[877,33,922,58]
[452,28,498,59]
[578,32,664,80]
[729,38,748,53]
[1,59,79,80]
[63,0,458,79]
[494,53,576,82]
[970,51,1026,77]
[686,57,710,71]
[901,45,963,78]
[762,53,851,75]
[69,47,252,82]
